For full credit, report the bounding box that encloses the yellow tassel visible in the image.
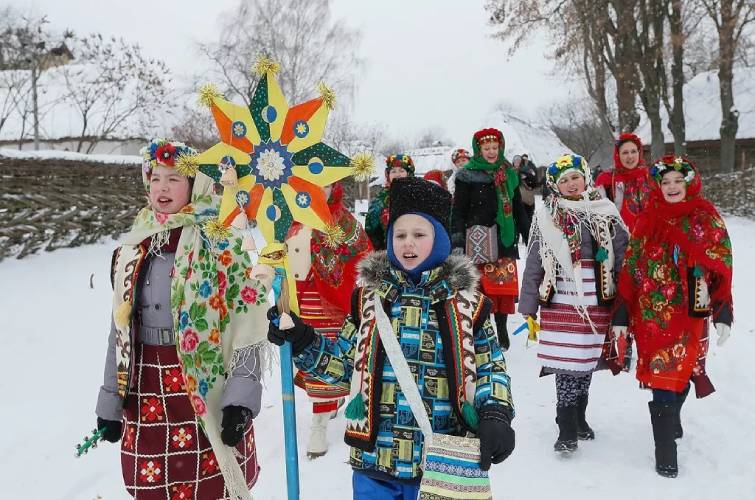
[114,302,132,329]
[322,223,345,249]
[350,152,375,182]
[175,153,199,177]
[203,219,232,240]
[197,83,224,108]
[241,232,256,252]
[252,55,281,77]
[220,166,238,187]
[230,213,248,230]
[317,81,336,111]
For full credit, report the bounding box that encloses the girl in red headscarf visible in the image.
[613,155,733,479]
[285,182,372,458]
[595,133,653,231]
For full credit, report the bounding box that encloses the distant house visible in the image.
[635,66,755,172]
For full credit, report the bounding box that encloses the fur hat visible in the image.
[388,177,452,233]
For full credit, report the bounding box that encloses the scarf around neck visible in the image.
[464,145,519,247]
[113,174,270,500]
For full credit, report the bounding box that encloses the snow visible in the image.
[483,110,575,167]
[635,66,755,144]
[0,147,141,165]
[404,146,456,176]
[0,218,754,499]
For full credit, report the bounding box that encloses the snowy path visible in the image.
[0,217,753,499]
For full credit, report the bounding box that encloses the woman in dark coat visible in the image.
[452,128,529,350]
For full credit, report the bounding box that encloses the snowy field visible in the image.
[0,217,753,500]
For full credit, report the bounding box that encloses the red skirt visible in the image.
[120,343,259,499]
[479,257,518,314]
[294,277,350,408]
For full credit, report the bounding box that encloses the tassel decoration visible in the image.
[203,219,232,241]
[317,81,336,111]
[198,83,224,108]
[241,232,257,252]
[350,152,375,182]
[175,153,199,177]
[344,394,366,420]
[220,166,238,187]
[322,223,345,249]
[252,55,281,76]
[461,402,480,431]
[595,246,608,263]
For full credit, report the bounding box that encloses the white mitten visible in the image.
[715,323,731,346]
[611,326,628,340]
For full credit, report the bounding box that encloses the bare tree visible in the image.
[60,33,172,153]
[170,103,218,151]
[414,127,452,148]
[543,98,614,161]
[197,0,361,107]
[699,0,755,171]
[0,8,73,149]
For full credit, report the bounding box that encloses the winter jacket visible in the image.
[451,168,529,258]
[95,251,263,421]
[519,223,629,316]
[365,188,389,250]
[294,252,514,480]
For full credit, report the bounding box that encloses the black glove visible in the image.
[477,405,515,471]
[267,307,317,355]
[221,405,252,446]
[97,417,123,443]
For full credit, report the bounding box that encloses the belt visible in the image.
[140,325,176,346]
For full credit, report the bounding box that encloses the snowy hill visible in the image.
[483,110,574,166]
[0,217,753,499]
[635,66,755,144]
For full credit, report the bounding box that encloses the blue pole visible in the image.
[272,266,300,500]
[280,341,300,500]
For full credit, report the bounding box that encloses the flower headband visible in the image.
[546,154,590,190]
[385,154,415,170]
[649,156,695,184]
[140,138,198,178]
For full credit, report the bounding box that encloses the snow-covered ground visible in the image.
[0,148,141,165]
[0,217,753,499]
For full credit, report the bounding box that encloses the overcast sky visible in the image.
[7,0,583,147]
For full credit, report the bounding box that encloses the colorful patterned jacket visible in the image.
[294,251,514,480]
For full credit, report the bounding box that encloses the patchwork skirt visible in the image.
[294,277,350,413]
[537,261,610,375]
[120,343,259,499]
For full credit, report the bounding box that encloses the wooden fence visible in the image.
[1,156,751,262]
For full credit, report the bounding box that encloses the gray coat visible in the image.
[518,223,628,316]
[95,252,263,421]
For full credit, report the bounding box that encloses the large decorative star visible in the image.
[192,59,365,245]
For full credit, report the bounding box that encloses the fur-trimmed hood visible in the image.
[357,251,479,294]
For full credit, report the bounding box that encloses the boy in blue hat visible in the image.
[268,177,515,499]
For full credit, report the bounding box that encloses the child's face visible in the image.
[557,171,587,197]
[480,142,499,163]
[388,167,408,183]
[618,141,640,169]
[453,157,469,169]
[149,165,191,214]
[660,171,686,203]
[392,214,435,271]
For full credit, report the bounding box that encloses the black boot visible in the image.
[649,401,678,478]
[554,406,578,453]
[674,388,689,439]
[494,313,510,351]
[576,395,595,440]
